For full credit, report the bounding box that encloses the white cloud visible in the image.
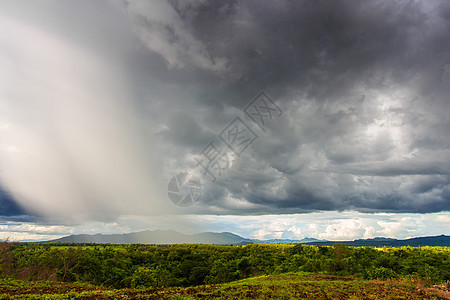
[363,226,376,239]
[252,228,272,240]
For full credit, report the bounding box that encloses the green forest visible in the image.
[1,241,449,290]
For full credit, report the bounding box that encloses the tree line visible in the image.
[0,240,449,288]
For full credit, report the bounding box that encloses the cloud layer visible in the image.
[2,212,449,242]
[0,0,449,223]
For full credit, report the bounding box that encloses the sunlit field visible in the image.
[1,241,449,299]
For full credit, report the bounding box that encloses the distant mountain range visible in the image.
[46,230,450,247]
[306,235,450,247]
[47,230,324,245]
[49,230,251,245]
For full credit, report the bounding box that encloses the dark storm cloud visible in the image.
[0,187,25,216]
[1,0,449,220]
[178,0,449,106]
[144,0,449,214]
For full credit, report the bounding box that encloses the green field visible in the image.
[1,273,448,299]
[1,241,449,299]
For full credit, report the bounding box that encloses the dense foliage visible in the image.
[0,241,449,289]
[1,274,444,299]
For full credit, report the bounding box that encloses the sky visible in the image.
[0,0,449,241]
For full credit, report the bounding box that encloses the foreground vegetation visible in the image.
[1,273,448,299]
[1,241,449,289]
[1,240,449,298]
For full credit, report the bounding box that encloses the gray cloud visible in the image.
[0,0,449,221]
[159,0,450,214]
